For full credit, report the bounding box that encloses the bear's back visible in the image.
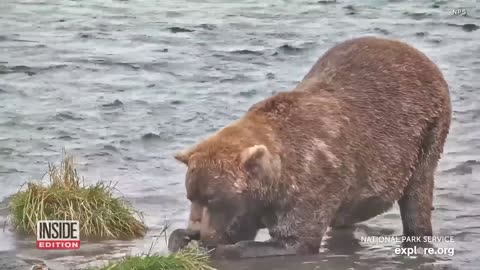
[301,36,450,121]
[247,37,451,198]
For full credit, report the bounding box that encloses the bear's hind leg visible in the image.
[398,119,448,237]
[331,198,394,229]
[398,169,434,237]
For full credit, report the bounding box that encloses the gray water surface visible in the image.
[0,0,479,269]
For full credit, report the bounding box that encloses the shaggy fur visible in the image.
[170,36,451,257]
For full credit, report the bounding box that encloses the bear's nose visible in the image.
[187,220,202,232]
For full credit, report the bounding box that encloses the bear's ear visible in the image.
[175,149,193,165]
[240,144,269,172]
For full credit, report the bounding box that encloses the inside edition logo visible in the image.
[36,220,80,250]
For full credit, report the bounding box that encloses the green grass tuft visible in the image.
[95,246,216,270]
[8,155,147,239]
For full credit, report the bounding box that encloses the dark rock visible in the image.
[447,23,479,32]
[344,5,356,15]
[277,44,303,54]
[168,229,200,252]
[428,39,442,44]
[199,23,216,30]
[462,23,479,32]
[168,27,194,33]
[141,133,161,141]
[404,12,431,20]
[317,0,336,4]
[374,28,390,35]
[102,99,124,107]
[231,49,263,56]
[55,112,84,121]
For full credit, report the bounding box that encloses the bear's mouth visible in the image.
[186,229,201,241]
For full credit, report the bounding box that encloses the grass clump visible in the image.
[96,246,216,270]
[8,155,147,239]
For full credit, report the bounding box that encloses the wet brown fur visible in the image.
[175,36,452,253]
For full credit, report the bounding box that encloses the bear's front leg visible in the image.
[212,194,346,259]
[221,187,348,259]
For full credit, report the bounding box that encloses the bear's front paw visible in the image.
[168,229,199,252]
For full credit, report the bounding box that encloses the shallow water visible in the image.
[0,0,479,269]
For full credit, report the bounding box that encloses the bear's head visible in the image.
[175,132,281,247]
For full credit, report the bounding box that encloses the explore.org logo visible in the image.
[36,220,80,250]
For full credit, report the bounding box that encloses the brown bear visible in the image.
[168,36,452,258]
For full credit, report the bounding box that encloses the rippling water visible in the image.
[0,0,479,269]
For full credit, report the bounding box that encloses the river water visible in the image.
[0,0,479,269]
